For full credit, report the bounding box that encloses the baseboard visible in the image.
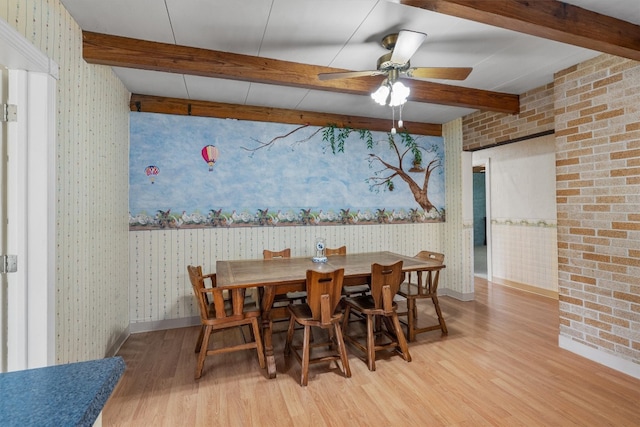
[559,335,640,380]
[105,326,130,358]
[129,316,201,334]
[439,288,475,301]
[491,276,558,299]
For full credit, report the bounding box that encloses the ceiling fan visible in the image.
[318,29,473,83]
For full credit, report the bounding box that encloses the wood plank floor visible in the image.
[104,278,640,426]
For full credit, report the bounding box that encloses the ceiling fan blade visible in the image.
[317,70,384,81]
[389,30,427,65]
[405,67,473,80]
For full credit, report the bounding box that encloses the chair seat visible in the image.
[274,291,307,302]
[288,303,343,325]
[209,296,261,317]
[342,284,370,296]
[397,282,424,298]
[343,295,398,313]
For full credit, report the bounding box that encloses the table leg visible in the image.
[260,286,277,378]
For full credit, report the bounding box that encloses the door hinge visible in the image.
[1,255,18,273]
[2,103,17,122]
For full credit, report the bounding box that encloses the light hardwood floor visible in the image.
[104,278,640,426]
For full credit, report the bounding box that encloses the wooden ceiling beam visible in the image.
[83,31,519,114]
[401,0,640,62]
[129,94,443,136]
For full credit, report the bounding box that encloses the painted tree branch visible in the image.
[241,124,320,152]
[242,122,442,212]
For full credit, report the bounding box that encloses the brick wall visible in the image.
[554,54,640,364]
[462,83,554,151]
[462,53,640,371]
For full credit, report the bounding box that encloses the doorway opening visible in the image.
[473,165,487,278]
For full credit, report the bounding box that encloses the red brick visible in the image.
[570,275,596,285]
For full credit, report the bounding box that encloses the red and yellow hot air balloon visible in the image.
[201,145,219,171]
[145,165,159,184]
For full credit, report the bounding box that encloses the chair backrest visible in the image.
[415,251,444,263]
[263,248,291,259]
[413,251,445,293]
[325,246,346,256]
[370,261,404,312]
[305,268,345,325]
[187,265,213,321]
[187,265,245,322]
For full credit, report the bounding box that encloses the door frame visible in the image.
[1,18,57,370]
[473,158,492,281]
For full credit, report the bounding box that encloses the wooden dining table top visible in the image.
[215,251,445,289]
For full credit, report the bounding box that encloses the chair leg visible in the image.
[406,298,416,342]
[251,318,266,369]
[327,325,335,350]
[390,313,411,363]
[366,314,376,371]
[341,305,352,334]
[284,316,296,356]
[195,325,213,379]
[301,325,311,386]
[195,325,205,353]
[333,322,351,378]
[432,295,448,335]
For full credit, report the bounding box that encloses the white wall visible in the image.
[473,134,559,294]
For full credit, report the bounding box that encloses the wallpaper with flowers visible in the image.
[129,112,446,230]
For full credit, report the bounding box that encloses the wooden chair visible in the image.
[262,248,291,260]
[263,248,307,315]
[325,246,369,297]
[187,265,265,379]
[341,261,411,371]
[397,251,447,341]
[324,246,346,257]
[284,268,351,386]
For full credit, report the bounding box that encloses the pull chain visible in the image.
[391,106,397,134]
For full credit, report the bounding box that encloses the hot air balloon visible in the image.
[201,145,219,171]
[145,165,159,184]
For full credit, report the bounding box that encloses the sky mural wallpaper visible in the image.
[129,112,445,230]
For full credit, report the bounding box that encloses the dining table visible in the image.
[215,250,446,378]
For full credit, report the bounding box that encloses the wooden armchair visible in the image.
[341,261,411,371]
[187,265,265,379]
[284,268,351,386]
[397,251,447,341]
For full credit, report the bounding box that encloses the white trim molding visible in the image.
[559,336,640,380]
[0,18,58,78]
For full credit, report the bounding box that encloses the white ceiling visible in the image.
[60,0,640,125]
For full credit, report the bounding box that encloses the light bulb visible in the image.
[398,119,404,128]
[371,85,390,106]
[391,127,397,134]
[389,81,410,106]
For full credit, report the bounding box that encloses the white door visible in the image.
[1,66,29,373]
[0,19,58,371]
[0,65,8,372]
